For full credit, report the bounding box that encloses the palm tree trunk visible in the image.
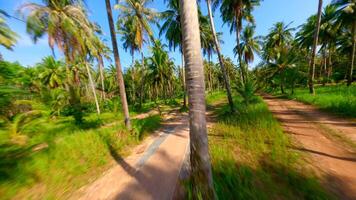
[347,21,356,86]
[98,55,106,100]
[236,28,245,84]
[181,50,187,108]
[85,62,101,114]
[139,50,145,108]
[105,0,131,129]
[308,0,322,94]
[179,0,215,198]
[206,0,235,112]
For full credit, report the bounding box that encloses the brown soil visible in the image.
[263,95,356,200]
[70,111,189,200]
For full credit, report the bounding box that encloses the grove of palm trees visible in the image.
[0,0,355,199]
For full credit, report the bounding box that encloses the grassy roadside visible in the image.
[274,85,356,118]
[205,92,333,199]
[0,110,161,199]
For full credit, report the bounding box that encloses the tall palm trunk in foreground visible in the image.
[348,21,356,86]
[308,0,323,94]
[206,0,235,112]
[105,0,131,129]
[179,0,215,198]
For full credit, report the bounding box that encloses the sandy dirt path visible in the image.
[71,111,189,200]
[263,95,356,200]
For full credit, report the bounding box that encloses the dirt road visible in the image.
[71,112,189,200]
[263,95,356,200]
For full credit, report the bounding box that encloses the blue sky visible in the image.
[0,0,332,70]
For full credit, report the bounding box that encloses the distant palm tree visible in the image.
[236,25,260,66]
[115,0,159,48]
[308,0,323,94]
[105,0,131,128]
[20,0,95,83]
[220,0,261,84]
[0,10,18,51]
[179,0,215,198]
[38,56,65,89]
[117,17,140,64]
[148,41,175,100]
[205,0,235,112]
[333,0,356,86]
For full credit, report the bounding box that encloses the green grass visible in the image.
[0,111,161,199]
[276,85,356,118]
[200,92,333,199]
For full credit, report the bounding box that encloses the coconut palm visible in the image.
[105,0,131,128]
[115,0,159,46]
[263,22,294,63]
[117,17,140,64]
[236,25,260,66]
[148,40,175,100]
[220,0,261,84]
[179,0,215,198]
[20,0,95,83]
[0,10,18,50]
[333,0,356,86]
[308,0,323,94]
[205,0,235,112]
[38,56,65,89]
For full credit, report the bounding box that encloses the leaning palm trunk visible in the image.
[347,21,356,86]
[308,0,323,94]
[179,0,215,198]
[206,0,235,112]
[85,62,101,114]
[98,55,106,100]
[105,0,131,129]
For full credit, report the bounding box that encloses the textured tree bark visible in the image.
[179,0,215,198]
[105,0,131,129]
[308,0,322,94]
[181,52,187,108]
[347,21,356,86]
[206,0,235,113]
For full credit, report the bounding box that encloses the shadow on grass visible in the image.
[0,143,36,184]
[212,156,333,200]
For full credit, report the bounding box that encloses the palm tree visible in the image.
[160,0,187,107]
[333,0,356,86]
[148,41,175,100]
[20,0,95,84]
[179,0,215,198]
[105,0,131,128]
[38,56,65,89]
[220,0,261,84]
[263,22,294,94]
[205,0,235,112]
[117,17,140,64]
[308,0,323,94]
[236,25,260,67]
[0,10,18,50]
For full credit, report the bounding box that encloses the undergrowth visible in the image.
[0,112,161,199]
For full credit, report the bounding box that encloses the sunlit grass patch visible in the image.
[0,111,161,199]
[204,92,333,199]
[277,85,356,118]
